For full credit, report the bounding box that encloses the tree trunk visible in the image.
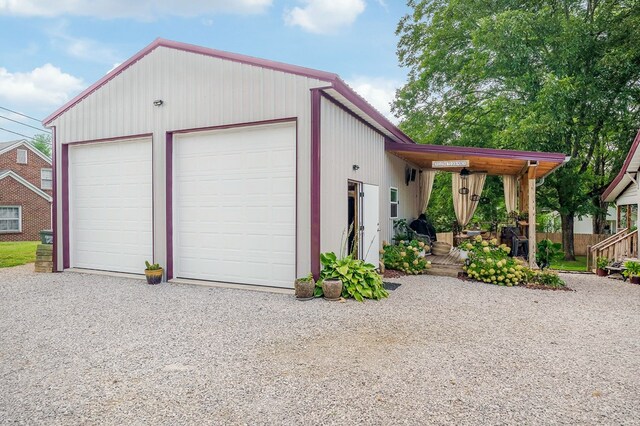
[561,213,576,261]
[592,197,607,234]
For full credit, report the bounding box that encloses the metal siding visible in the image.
[50,46,326,276]
[617,183,638,206]
[319,98,419,256]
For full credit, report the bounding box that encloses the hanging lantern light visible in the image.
[459,187,469,195]
[460,167,471,180]
[471,194,480,202]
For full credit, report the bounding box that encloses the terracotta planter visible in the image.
[294,278,315,300]
[322,279,343,301]
[144,268,163,285]
[630,276,640,285]
[596,268,608,277]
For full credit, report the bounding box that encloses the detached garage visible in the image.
[44,38,421,288]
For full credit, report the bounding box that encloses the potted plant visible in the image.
[320,277,343,301]
[623,261,640,284]
[595,257,609,277]
[144,261,163,285]
[294,273,315,300]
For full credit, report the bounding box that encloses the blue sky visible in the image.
[0,0,411,142]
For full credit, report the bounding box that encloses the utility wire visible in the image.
[0,106,43,123]
[0,127,38,142]
[0,114,51,133]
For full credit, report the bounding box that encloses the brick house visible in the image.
[0,140,52,242]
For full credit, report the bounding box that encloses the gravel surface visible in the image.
[1,265,639,425]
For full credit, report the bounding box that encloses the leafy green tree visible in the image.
[31,134,51,158]
[395,0,640,260]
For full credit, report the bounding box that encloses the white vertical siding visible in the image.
[51,46,328,275]
[320,97,419,256]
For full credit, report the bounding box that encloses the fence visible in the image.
[536,232,609,256]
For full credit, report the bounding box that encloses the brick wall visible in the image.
[0,175,51,242]
[0,146,52,197]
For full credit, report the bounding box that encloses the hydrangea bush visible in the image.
[381,240,431,274]
[461,236,528,286]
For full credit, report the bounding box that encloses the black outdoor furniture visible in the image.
[502,226,528,259]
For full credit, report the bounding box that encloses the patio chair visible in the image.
[503,226,528,259]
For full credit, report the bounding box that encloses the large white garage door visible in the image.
[174,122,296,288]
[69,138,153,274]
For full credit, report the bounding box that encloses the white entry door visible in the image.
[362,184,380,266]
[68,138,153,274]
[173,122,296,288]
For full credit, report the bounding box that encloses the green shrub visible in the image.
[536,239,563,270]
[596,257,609,270]
[315,252,388,301]
[532,270,566,288]
[461,236,528,286]
[623,260,640,278]
[382,240,431,274]
[145,261,161,270]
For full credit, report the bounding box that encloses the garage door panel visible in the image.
[174,123,295,288]
[69,138,152,274]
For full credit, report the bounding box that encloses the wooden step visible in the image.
[425,264,463,278]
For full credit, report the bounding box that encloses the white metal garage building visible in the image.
[44,38,421,288]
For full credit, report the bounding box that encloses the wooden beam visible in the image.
[528,164,538,268]
[519,173,529,213]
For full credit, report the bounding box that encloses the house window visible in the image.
[41,168,52,190]
[390,187,399,219]
[16,149,27,164]
[0,206,21,233]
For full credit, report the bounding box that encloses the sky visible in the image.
[0,0,412,143]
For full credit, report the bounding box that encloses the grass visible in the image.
[0,241,40,268]
[550,255,587,272]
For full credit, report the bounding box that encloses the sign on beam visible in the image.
[432,160,469,168]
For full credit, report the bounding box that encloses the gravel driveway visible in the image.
[1,265,639,425]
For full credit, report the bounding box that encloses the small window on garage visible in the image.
[16,149,27,164]
[390,187,399,219]
[41,168,52,190]
[0,206,21,233]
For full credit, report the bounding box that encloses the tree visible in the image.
[31,134,51,158]
[395,0,640,260]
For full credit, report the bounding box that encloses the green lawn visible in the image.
[0,241,39,268]
[550,255,587,272]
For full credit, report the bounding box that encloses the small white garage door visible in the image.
[174,122,296,288]
[69,138,153,274]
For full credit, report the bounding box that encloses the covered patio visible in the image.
[386,141,569,268]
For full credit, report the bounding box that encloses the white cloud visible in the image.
[46,21,120,64]
[346,76,401,124]
[0,64,85,109]
[284,0,365,34]
[0,0,272,19]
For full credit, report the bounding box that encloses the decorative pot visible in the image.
[322,279,343,301]
[294,278,315,300]
[144,269,163,285]
[630,276,640,285]
[596,268,607,277]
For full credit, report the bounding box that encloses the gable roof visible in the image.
[0,170,52,202]
[602,129,640,202]
[42,38,414,144]
[0,139,52,164]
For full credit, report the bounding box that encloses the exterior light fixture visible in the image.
[153,99,164,106]
[459,187,469,195]
[471,194,480,202]
[460,167,470,180]
[352,164,360,171]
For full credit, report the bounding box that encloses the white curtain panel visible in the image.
[503,175,518,215]
[417,170,436,216]
[452,172,487,228]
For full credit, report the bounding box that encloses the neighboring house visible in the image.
[539,209,617,234]
[603,129,640,234]
[44,38,565,288]
[0,140,52,242]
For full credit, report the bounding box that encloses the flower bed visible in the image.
[381,240,431,275]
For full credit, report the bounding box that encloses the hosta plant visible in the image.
[315,252,388,301]
[381,240,431,274]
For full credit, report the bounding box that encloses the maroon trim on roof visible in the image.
[331,79,413,145]
[385,140,567,163]
[310,88,322,279]
[321,91,390,140]
[42,38,412,146]
[43,38,338,126]
[602,129,640,201]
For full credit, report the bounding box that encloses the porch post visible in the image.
[528,165,538,268]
